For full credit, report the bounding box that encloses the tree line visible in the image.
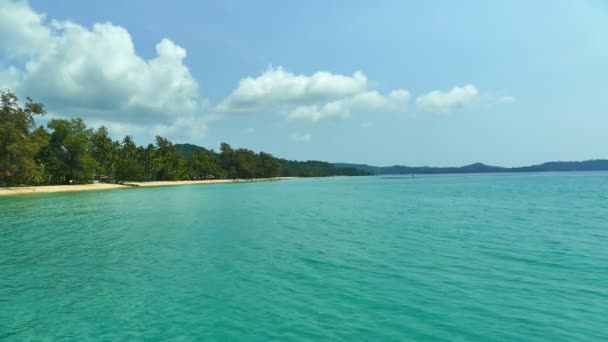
[0,91,368,186]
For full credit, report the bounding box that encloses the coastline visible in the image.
[0,177,296,197]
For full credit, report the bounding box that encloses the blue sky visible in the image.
[1,0,607,166]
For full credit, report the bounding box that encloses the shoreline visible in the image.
[0,177,296,197]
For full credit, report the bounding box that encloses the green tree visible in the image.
[258,152,282,178]
[89,126,118,180]
[1,90,370,187]
[139,144,158,181]
[43,118,99,184]
[0,91,47,186]
[219,142,237,178]
[233,148,258,178]
[155,136,186,180]
[190,148,224,179]
[115,136,144,182]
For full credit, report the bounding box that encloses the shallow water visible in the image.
[1,173,608,340]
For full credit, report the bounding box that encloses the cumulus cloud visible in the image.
[0,0,52,58]
[16,21,198,124]
[289,132,312,143]
[287,89,410,122]
[415,84,479,114]
[0,66,21,90]
[217,66,412,123]
[219,67,511,121]
[152,114,218,143]
[349,89,410,111]
[287,101,351,122]
[0,0,514,143]
[90,114,219,144]
[0,0,207,141]
[217,66,368,113]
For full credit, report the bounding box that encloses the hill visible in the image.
[175,144,371,177]
[334,160,608,175]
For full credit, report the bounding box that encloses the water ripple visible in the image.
[1,174,608,340]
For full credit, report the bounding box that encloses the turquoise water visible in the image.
[1,173,608,341]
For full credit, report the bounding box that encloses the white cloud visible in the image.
[217,66,368,113]
[287,89,410,122]
[218,66,412,123]
[289,132,312,143]
[350,89,410,111]
[243,127,256,134]
[0,0,52,58]
[415,84,479,114]
[0,66,21,90]
[0,0,514,143]
[152,114,218,143]
[0,0,201,132]
[287,101,351,122]
[90,114,218,144]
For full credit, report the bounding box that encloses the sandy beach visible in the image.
[0,183,128,196]
[124,177,294,187]
[0,178,295,197]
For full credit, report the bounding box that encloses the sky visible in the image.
[1,0,607,166]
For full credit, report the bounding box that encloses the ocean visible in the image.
[1,173,607,340]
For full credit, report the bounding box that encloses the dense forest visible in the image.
[0,91,368,187]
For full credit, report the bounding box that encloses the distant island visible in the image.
[334,160,608,175]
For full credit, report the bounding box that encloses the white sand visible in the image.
[0,178,295,196]
[125,177,294,187]
[0,183,128,196]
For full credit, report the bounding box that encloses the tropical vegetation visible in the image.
[0,90,368,187]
